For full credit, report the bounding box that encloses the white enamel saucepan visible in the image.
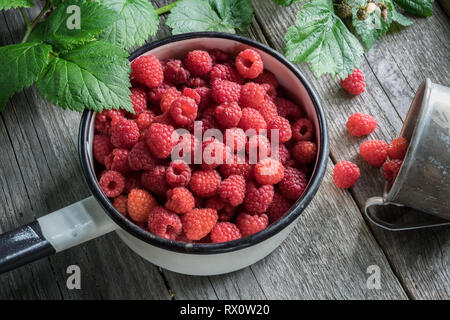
[0,32,329,276]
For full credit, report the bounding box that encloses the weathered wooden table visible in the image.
[1,0,449,300]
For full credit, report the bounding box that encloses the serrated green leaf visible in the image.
[389,0,414,26]
[285,0,364,78]
[210,0,254,31]
[98,0,159,50]
[393,0,434,17]
[0,42,52,111]
[0,0,34,10]
[36,41,132,113]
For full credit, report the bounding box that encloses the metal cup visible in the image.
[365,79,450,231]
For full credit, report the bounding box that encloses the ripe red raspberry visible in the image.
[181,208,218,241]
[187,77,207,88]
[195,87,212,110]
[147,82,171,104]
[239,82,265,108]
[340,68,365,95]
[110,119,140,149]
[215,102,242,128]
[105,148,131,173]
[169,96,198,126]
[218,175,246,207]
[254,158,285,185]
[293,141,317,165]
[166,160,192,187]
[211,222,242,243]
[278,144,291,165]
[267,116,292,143]
[388,137,409,160]
[346,112,377,137]
[95,110,124,134]
[160,87,182,113]
[220,155,254,180]
[184,50,213,76]
[261,83,277,99]
[99,170,125,197]
[254,70,279,89]
[209,49,231,63]
[146,123,178,159]
[148,206,182,240]
[128,88,147,118]
[292,118,314,141]
[142,166,169,196]
[128,141,155,171]
[165,187,195,214]
[279,167,308,200]
[128,189,157,223]
[382,159,402,182]
[235,49,264,79]
[246,134,271,162]
[93,134,113,165]
[135,110,155,131]
[360,140,388,167]
[131,54,163,88]
[124,172,142,194]
[210,64,244,84]
[274,97,303,120]
[244,182,274,215]
[333,161,360,189]
[182,87,201,105]
[113,195,128,216]
[236,213,269,237]
[189,169,222,197]
[224,127,247,153]
[266,193,292,223]
[163,59,190,85]
[257,98,278,123]
[201,139,232,170]
[211,79,241,104]
[238,108,267,134]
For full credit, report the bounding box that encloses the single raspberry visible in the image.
[128,141,155,171]
[113,195,128,216]
[201,139,232,170]
[218,175,246,207]
[254,158,285,185]
[169,96,198,126]
[124,172,142,194]
[181,208,218,240]
[267,116,292,143]
[360,140,388,167]
[333,161,360,189]
[148,206,182,240]
[165,187,195,214]
[257,98,278,123]
[246,134,271,162]
[382,159,402,182]
[128,88,147,118]
[346,112,377,137]
[160,87,182,113]
[274,97,303,120]
[240,82,266,109]
[187,77,207,88]
[215,102,242,128]
[135,110,155,131]
[105,148,131,173]
[212,79,241,104]
[235,49,264,79]
[131,55,163,88]
[110,119,140,149]
[210,222,242,243]
[99,170,125,198]
[95,110,124,135]
[189,169,222,197]
[184,50,213,76]
[166,160,192,187]
[210,64,244,84]
[292,118,314,141]
[146,123,178,159]
[127,188,157,223]
[93,134,113,165]
[182,87,201,105]
[266,193,292,223]
[163,59,190,85]
[279,167,308,200]
[195,87,212,110]
[244,182,274,215]
[209,49,231,63]
[224,127,247,153]
[254,70,279,89]
[238,108,267,134]
[220,155,254,180]
[278,144,291,165]
[388,137,409,160]
[293,141,317,165]
[340,68,365,95]
[147,82,171,104]
[236,213,269,237]
[142,166,169,196]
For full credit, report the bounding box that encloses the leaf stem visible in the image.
[156,0,180,15]
[21,0,52,43]
[19,8,30,27]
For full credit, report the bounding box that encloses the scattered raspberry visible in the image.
[388,137,409,160]
[236,213,269,237]
[166,160,191,187]
[135,110,155,131]
[124,172,141,194]
[257,98,278,123]
[267,116,292,143]
[169,96,198,126]
[160,87,182,113]
[211,222,242,243]
[187,77,207,88]
[163,59,190,85]
[146,123,178,159]
[184,50,213,76]
[182,87,201,105]
[201,139,231,170]
[254,158,285,185]
[113,195,128,216]
[165,187,195,214]
[141,166,169,196]
[110,119,140,149]
[382,159,402,182]
[95,110,124,135]
[340,68,365,95]
[131,55,163,88]
[360,140,388,167]
[240,82,265,108]
[93,134,113,165]
[99,170,125,197]
[127,188,157,223]
[195,87,212,110]
[218,175,246,207]
[128,141,155,171]
[105,148,131,173]
[244,182,274,215]
[212,79,241,104]
[246,135,271,162]
[266,193,292,223]
[128,88,147,118]
[210,64,244,84]
[238,108,267,134]
[274,97,303,120]
[235,49,264,79]
[293,141,317,165]
[279,167,308,200]
[215,102,242,128]
[333,161,360,189]
[346,112,377,137]
[181,208,218,240]
[148,82,171,104]
[189,169,222,197]
[148,206,182,240]
[220,155,254,180]
[254,70,279,89]
[292,118,314,141]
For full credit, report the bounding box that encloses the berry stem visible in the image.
[156,0,179,15]
[21,0,52,43]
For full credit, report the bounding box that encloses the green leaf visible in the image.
[393,0,434,17]
[98,0,159,50]
[0,0,34,10]
[0,42,52,111]
[36,41,133,113]
[389,1,414,26]
[285,0,364,78]
[166,0,254,34]
[30,0,119,51]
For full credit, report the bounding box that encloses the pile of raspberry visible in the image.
[333,112,409,189]
[93,48,316,244]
